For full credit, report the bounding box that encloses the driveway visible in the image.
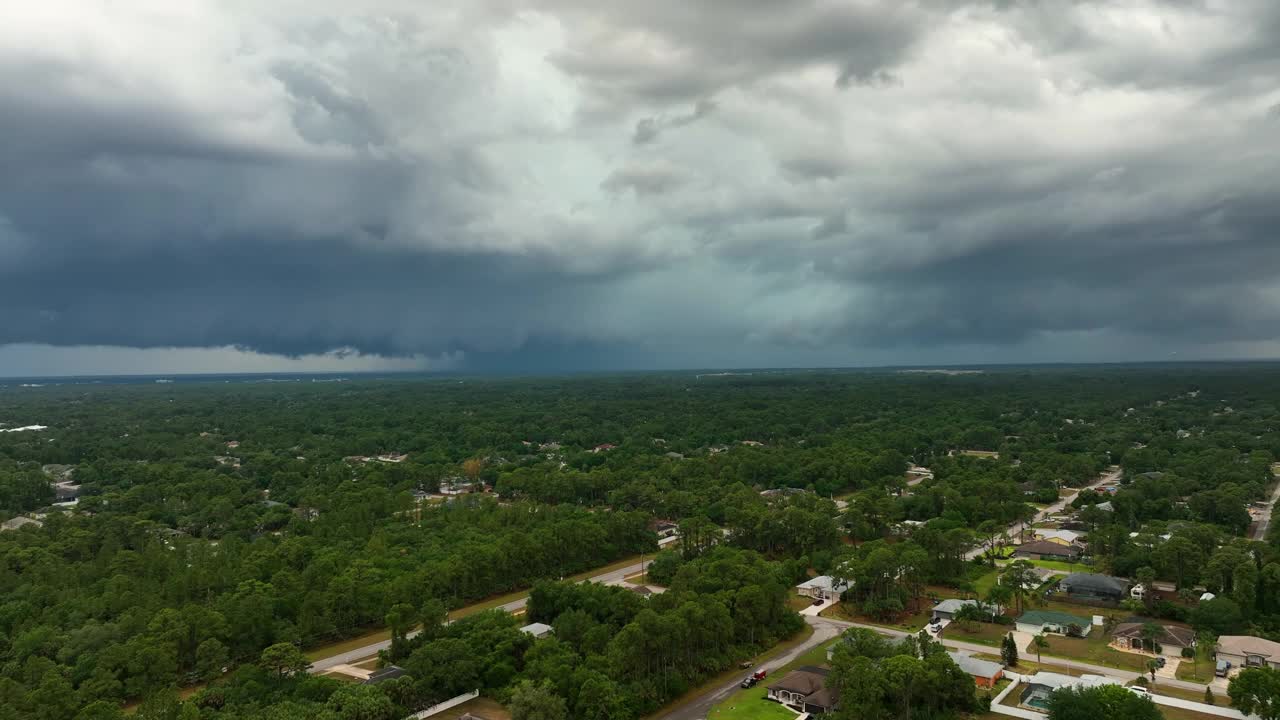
[801,599,837,617]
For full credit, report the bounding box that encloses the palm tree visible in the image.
[1033,634,1050,664]
[1140,622,1163,654]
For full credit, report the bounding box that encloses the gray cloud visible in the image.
[633,99,717,144]
[1,0,1280,373]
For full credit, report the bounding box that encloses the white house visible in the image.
[519,623,553,639]
[796,576,850,601]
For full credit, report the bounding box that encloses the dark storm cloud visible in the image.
[3,0,1280,371]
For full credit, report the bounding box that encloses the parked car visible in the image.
[740,677,756,689]
[1155,657,1166,668]
[1128,686,1151,697]
[739,661,753,669]
[811,598,825,606]
[1216,660,1232,677]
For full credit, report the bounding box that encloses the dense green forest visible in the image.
[2,366,1280,719]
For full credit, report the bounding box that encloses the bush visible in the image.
[1181,647,1195,659]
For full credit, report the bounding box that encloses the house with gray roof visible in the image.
[1016,610,1093,637]
[796,575,849,601]
[931,599,996,621]
[947,652,1004,687]
[1059,573,1129,603]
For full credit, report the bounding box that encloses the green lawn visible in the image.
[971,653,1090,678]
[706,683,795,720]
[947,622,1014,647]
[1033,632,1151,673]
[822,600,935,631]
[1175,659,1215,683]
[1156,705,1228,720]
[972,570,1001,597]
[789,593,817,611]
[1025,558,1092,573]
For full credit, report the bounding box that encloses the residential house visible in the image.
[1018,672,1118,712]
[519,623,553,639]
[664,452,685,460]
[0,516,43,532]
[761,487,810,499]
[932,599,995,621]
[1059,573,1129,603]
[649,520,679,538]
[439,480,477,496]
[590,443,617,454]
[629,585,654,597]
[1016,610,1093,637]
[1110,621,1196,658]
[1012,540,1083,562]
[796,576,850,601]
[766,667,837,715]
[1033,529,1083,545]
[947,652,1004,688]
[1217,636,1280,671]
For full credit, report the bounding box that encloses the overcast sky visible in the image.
[2,1,1279,376]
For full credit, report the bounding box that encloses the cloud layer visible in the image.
[2,0,1280,371]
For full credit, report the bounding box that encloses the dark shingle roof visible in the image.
[1013,540,1081,558]
[1062,573,1128,594]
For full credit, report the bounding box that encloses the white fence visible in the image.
[405,689,480,720]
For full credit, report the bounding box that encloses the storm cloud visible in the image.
[2,0,1280,373]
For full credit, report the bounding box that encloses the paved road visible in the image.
[1251,477,1280,541]
[310,558,650,673]
[966,467,1122,560]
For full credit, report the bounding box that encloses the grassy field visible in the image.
[972,570,1001,597]
[947,622,1014,647]
[1026,558,1094,573]
[1156,705,1230,720]
[789,594,818,611]
[1152,684,1217,704]
[1175,660,1216,683]
[706,682,796,720]
[649,624,816,720]
[972,653,1091,678]
[822,599,938,632]
[1034,632,1151,673]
